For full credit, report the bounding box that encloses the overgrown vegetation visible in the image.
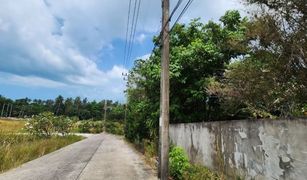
[25,112,73,137]
[169,146,191,180]
[124,1,306,177]
[72,120,124,135]
[0,134,83,173]
[125,10,250,144]
[0,119,83,173]
[125,1,307,144]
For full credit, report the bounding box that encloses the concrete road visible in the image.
[0,133,157,180]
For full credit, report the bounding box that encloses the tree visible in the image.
[64,98,74,116]
[125,11,249,142]
[54,95,64,115]
[221,0,307,117]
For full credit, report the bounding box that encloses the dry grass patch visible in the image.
[0,134,83,173]
[0,119,26,133]
[0,119,83,173]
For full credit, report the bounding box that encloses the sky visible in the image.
[0,0,244,102]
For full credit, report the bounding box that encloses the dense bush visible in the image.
[105,121,124,135]
[52,116,73,135]
[75,121,103,133]
[25,112,54,137]
[25,112,72,137]
[73,120,124,135]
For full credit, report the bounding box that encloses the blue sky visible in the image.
[0,0,243,102]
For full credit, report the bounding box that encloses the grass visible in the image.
[183,164,224,180]
[0,119,26,133]
[0,119,84,173]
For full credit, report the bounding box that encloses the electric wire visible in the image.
[125,0,138,68]
[152,0,194,55]
[123,0,132,68]
[127,0,142,64]
[161,0,194,44]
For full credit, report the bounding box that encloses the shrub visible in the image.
[25,112,54,137]
[169,146,191,180]
[74,120,124,135]
[52,116,73,135]
[76,121,103,133]
[169,146,222,180]
[105,121,124,135]
[25,112,73,137]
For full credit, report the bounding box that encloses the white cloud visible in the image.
[0,0,243,100]
[136,34,146,44]
[137,53,151,60]
[0,72,66,88]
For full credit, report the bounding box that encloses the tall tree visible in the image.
[125,11,249,142]
[221,0,307,116]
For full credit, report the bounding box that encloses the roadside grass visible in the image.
[0,119,83,173]
[0,119,26,133]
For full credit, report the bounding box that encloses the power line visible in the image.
[170,0,194,32]
[150,0,194,59]
[123,0,132,67]
[125,0,137,67]
[160,0,194,44]
[127,0,142,64]
[160,0,183,39]
[124,0,142,68]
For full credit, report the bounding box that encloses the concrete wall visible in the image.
[169,119,307,180]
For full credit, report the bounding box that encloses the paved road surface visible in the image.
[0,133,157,180]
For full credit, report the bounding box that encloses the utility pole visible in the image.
[104,100,107,131]
[1,104,5,117]
[124,104,127,122]
[159,0,170,179]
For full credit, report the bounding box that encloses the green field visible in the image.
[0,119,83,173]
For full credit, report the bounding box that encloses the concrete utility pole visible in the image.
[159,0,170,179]
[1,104,5,117]
[104,100,107,131]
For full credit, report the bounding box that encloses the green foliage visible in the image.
[73,120,124,135]
[52,116,73,135]
[0,95,126,121]
[25,112,54,137]
[214,0,307,118]
[105,121,124,135]
[75,120,103,133]
[169,146,222,180]
[25,112,72,137]
[169,146,191,180]
[126,10,248,143]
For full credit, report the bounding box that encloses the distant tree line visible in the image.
[0,95,125,121]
